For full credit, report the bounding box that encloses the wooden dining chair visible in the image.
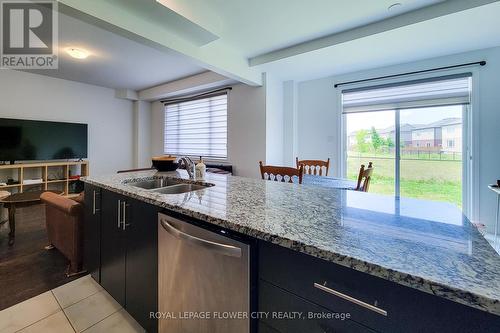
[259,161,304,184]
[296,157,330,176]
[354,162,374,192]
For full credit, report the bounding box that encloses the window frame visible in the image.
[338,69,479,220]
[162,91,229,162]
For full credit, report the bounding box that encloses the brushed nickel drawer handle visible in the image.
[314,282,388,316]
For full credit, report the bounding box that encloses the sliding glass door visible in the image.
[342,74,471,208]
[399,105,463,207]
[345,110,396,196]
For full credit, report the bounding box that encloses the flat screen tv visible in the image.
[0,118,88,163]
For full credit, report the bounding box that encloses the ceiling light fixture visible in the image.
[388,3,403,11]
[66,48,89,59]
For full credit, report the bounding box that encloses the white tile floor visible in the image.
[0,275,145,333]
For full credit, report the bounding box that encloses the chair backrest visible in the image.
[296,157,330,176]
[259,161,303,184]
[355,162,374,192]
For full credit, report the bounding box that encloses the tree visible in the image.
[371,127,384,151]
[355,129,369,153]
[386,137,395,148]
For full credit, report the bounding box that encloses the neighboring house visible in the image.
[411,118,461,151]
[412,127,441,149]
[347,131,357,148]
[378,124,418,147]
[348,123,418,149]
[441,122,462,153]
[378,125,395,142]
[348,118,462,152]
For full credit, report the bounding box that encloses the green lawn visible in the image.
[347,155,462,207]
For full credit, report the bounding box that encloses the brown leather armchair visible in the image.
[40,192,85,276]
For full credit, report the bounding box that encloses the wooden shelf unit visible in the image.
[0,161,89,197]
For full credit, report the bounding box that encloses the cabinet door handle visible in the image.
[314,282,387,316]
[92,190,100,214]
[117,200,122,228]
[122,202,130,230]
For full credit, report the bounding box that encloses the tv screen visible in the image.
[0,118,88,162]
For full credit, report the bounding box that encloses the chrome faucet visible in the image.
[178,157,195,178]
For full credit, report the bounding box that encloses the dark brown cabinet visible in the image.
[85,185,500,333]
[125,198,158,333]
[259,280,375,333]
[259,241,500,333]
[100,190,127,306]
[84,187,158,333]
[83,184,101,282]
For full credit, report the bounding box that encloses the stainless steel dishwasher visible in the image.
[158,213,250,333]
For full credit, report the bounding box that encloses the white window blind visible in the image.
[164,93,227,159]
[342,74,472,113]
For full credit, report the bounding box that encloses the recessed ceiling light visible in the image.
[388,3,403,11]
[66,48,89,59]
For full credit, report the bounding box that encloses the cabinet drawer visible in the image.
[259,321,280,333]
[259,280,375,333]
[259,241,500,333]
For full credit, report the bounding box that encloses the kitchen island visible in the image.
[82,170,500,333]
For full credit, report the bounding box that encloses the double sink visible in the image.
[124,177,214,194]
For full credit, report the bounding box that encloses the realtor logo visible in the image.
[1,0,58,69]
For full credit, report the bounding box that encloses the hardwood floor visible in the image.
[0,204,79,311]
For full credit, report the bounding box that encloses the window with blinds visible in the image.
[342,73,472,113]
[164,93,228,159]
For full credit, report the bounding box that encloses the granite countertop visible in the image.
[82,170,500,316]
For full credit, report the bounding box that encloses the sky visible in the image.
[346,105,463,133]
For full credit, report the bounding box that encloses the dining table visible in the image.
[302,174,357,190]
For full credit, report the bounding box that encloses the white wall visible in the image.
[151,101,165,158]
[0,70,134,175]
[292,46,500,232]
[283,80,298,167]
[150,82,267,178]
[296,76,340,174]
[228,83,267,178]
[265,74,284,165]
[133,100,152,168]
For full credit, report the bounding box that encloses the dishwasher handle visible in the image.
[160,217,242,258]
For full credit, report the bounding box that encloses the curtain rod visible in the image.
[334,61,486,88]
[160,87,232,105]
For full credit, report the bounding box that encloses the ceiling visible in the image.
[159,0,443,58]
[24,8,206,90]
[25,0,500,89]
[254,1,500,81]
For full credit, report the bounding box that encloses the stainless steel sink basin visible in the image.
[152,183,210,194]
[125,178,180,190]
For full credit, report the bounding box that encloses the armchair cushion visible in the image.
[72,192,85,204]
[40,191,84,274]
[40,192,82,216]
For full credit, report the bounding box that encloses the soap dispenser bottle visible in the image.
[195,156,206,179]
